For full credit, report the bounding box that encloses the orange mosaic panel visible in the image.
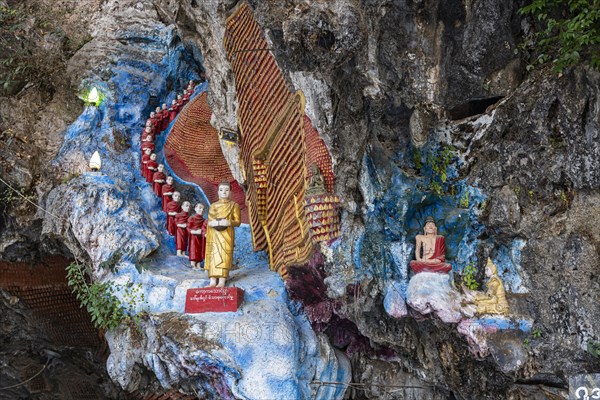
[225,1,290,256]
[224,2,339,277]
[164,92,248,222]
[165,93,235,183]
[305,194,342,243]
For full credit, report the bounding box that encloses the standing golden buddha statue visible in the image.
[205,182,241,287]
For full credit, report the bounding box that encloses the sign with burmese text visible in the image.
[570,374,600,399]
[184,287,244,313]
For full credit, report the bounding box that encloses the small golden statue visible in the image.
[205,182,241,288]
[464,258,509,316]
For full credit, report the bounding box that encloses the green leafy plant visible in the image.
[587,341,600,357]
[428,180,443,196]
[462,263,480,290]
[0,186,36,205]
[428,145,455,184]
[60,171,81,184]
[424,145,457,196]
[413,150,423,170]
[559,189,569,205]
[532,328,543,338]
[519,0,600,73]
[528,189,535,204]
[459,191,470,208]
[479,199,488,211]
[66,262,146,330]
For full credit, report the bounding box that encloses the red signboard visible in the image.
[184,287,244,313]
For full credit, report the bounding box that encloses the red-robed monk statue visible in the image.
[409,216,452,274]
[175,201,190,257]
[141,135,155,153]
[160,103,170,131]
[187,203,207,269]
[152,164,166,196]
[146,153,158,183]
[168,99,178,122]
[141,148,152,180]
[166,191,182,236]
[161,176,175,212]
[153,107,163,132]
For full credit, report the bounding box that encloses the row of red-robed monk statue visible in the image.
[139,80,208,270]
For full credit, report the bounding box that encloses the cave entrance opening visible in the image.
[448,96,504,120]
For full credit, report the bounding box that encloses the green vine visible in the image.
[66,262,146,330]
[519,0,600,73]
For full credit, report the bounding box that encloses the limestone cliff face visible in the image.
[1,0,600,399]
[152,1,600,398]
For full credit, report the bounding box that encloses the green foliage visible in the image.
[425,145,456,196]
[459,191,470,209]
[428,181,443,196]
[462,263,480,290]
[559,189,569,205]
[519,0,600,73]
[549,135,566,149]
[532,328,543,338]
[0,186,36,206]
[523,338,530,346]
[66,262,146,330]
[0,4,87,94]
[588,341,600,357]
[514,185,522,197]
[61,171,81,184]
[413,150,423,170]
[479,199,488,211]
[428,145,455,184]
[0,6,29,92]
[528,189,535,204]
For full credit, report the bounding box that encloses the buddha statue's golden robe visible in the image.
[204,198,241,278]
[474,275,509,315]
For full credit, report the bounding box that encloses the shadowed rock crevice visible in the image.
[448,96,504,120]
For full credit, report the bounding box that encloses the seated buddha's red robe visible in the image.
[146,160,158,183]
[182,95,190,105]
[166,200,181,236]
[152,171,166,196]
[161,184,174,212]
[187,214,206,262]
[174,211,189,251]
[409,236,452,274]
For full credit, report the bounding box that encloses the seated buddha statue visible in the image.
[305,164,326,196]
[409,216,452,274]
[464,258,509,316]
